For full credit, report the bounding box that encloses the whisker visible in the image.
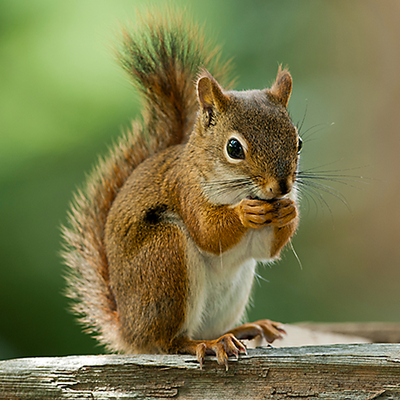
[296,180,335,223]
[297,179,352,214]
[202,181,254,197]
[301,122,334,141]
[200,176,258,204]
[298,163,370,176]
[289,239,302,270]
[297,102,308,134]
[297,174,367,189]
[296,179,335,219]
[202,178,251,185]
[254,271,269,286]
[297,159,346,174]
[296,183,320,218]
[201,180,251,190]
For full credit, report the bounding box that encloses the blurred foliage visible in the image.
[1,0,399,360]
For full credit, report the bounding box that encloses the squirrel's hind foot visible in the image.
[195,334,247,371]
[226,319,286,343]
[173,334,247,371]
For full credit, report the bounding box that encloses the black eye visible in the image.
[297,137,303,154]
[227,138,245,160]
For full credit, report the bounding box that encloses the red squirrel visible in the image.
[62,13,300,369]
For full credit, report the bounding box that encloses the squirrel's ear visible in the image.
[197,70,229,114]
[268,66,292,108]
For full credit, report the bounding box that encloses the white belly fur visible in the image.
[182,225,276,340]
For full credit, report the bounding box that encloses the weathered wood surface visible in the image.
[269,324,370,348]
[296,322,400,344]
[1,344,400,399]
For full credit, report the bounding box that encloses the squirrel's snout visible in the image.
[278,180,292,196]
[265,179,293,198]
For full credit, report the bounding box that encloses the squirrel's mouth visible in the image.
[247,193,290,202]
[247,195,269,202]
[247,195,263,200]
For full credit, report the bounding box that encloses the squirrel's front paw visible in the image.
[236,198,297,229]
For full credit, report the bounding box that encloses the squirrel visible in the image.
[62,13,301,370]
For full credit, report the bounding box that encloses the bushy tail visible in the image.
[61,12,231,352]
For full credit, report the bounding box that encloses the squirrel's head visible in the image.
[193,67,302,204]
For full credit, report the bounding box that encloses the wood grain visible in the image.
[1,343,399,399]
[295,322,400,343]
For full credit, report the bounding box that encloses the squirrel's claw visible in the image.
[227,319,286,344]
[259,319,286,343]
[195,333,247,371]
[196,343,207,369]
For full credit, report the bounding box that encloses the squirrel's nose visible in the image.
[278,180,291,196]
[265,179,293,198]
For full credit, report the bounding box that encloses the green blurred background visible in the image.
[1,0,399,360]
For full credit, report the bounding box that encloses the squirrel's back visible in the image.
[61,13,230,352]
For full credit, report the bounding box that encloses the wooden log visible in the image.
[1,343,399,399]
[295,322,400,343]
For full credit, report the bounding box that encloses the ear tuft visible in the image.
[269,66,293,108]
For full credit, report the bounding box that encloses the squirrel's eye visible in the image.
[297,137,303,154]
[227,138,245,160]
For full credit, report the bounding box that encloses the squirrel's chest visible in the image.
[184,227,275,339]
